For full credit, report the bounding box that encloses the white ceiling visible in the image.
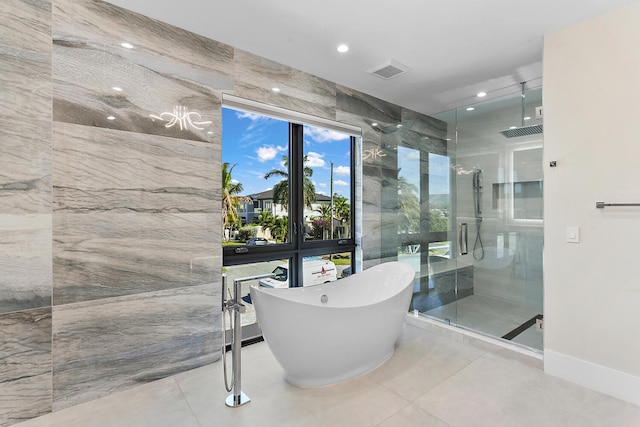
[105,0,638,116]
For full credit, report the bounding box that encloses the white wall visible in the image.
[543,1,640,405]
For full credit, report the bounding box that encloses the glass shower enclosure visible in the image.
[393,87,544,351]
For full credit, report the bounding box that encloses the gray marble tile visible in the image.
[52,284,221,410]
[0,215,52,313]
[53,212,220,304]
[0,46,52,122]
[0,49,52,214]
[337,84,402,125]
[0,308,52,426]
[232,49,337,120]
[53,122,219,214]
[0,0,51,54]
[401,109,448,140]
[53,0,233,74]
[52,42,222,142]
[0,117,52,214]
[0,45,53,216]
[52,0,232,142]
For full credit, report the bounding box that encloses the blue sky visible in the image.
[222,107,450,198]
[222,107,352,198]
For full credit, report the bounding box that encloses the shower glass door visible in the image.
[431,87,544,350]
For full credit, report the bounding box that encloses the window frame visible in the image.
[221,98,359,286]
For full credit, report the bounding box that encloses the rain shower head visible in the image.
[499,82,543,138]
[499,124,543,138]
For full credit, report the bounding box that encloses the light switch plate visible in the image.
[566,226,580,243]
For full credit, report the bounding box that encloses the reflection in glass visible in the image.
[429,153,451,233]
[398,146,420,235]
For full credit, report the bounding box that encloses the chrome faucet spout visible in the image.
[232,272,276,285]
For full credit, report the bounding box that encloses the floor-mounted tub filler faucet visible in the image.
[221,273,274,407]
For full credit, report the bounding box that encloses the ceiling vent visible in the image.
[368,60,410,80]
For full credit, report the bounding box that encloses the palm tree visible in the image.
[333,195,351,237]
[264,155,316,211]
[271,217,288,242]
[222,162,249,241]
[314,204,333,222]
[398,175,420,234]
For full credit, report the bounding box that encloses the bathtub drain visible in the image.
[320,294,328,304]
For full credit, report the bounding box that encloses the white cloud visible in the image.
[305,151,325,167]
[334,180,349,186]
[317,182,327,188]
[235,111,272,131]
[257,146,279,162]
[305,126,350,143]
[236,111,263,121]
[334,165,350,175]
[231,179,240,184]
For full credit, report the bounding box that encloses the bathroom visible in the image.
[3,0,640,425]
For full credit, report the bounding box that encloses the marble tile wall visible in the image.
[0,0,53,312]
[0,0,54,425]
[232,49,337,121]
[52,285,219,409]
[0,0,448,424]
[336,86,401,267]
[52,123,219,304]
[49,0,225,412]
[0,309,52,426]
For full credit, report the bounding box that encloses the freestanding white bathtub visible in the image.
[250,261,415,387]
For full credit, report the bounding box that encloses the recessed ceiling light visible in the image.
[337,44,349,53]
[120,42,134,49]
[396,124,403,128]
[371,122,378,127]
[446,138,452,141]
[524,116,531,121]
[466,107,475,111]
[112,86,123,92]
[477,92,487,98]
[510,126,517,129]
[107,115,116,120]
[272,87,280,92]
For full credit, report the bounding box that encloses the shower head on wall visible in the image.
[498,82,543,138]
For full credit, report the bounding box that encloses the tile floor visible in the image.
[14,317,640,427]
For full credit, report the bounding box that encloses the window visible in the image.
[221,96,358,290]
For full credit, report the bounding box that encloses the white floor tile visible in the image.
[13,322,640,427]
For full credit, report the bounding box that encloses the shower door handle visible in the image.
[459,223,468,255]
